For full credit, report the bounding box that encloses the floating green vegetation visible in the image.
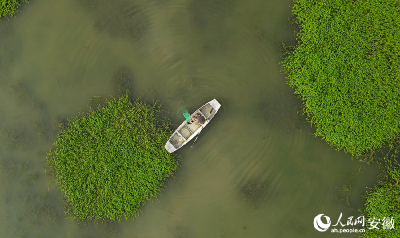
[337,167,362,193]
[361,155,400,237]
[239,181,269,207]
[283,1,400,236]
[47,95,178,221]
[282,0,400,156]
[89,96,105,111]
[54,116,68,131]
[0,0,28,19]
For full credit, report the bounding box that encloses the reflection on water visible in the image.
[0,0,381,237]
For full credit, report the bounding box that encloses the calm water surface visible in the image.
[0,0,380,237]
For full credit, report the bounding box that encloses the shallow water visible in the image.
[0,0,380,237]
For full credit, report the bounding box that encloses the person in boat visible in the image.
[190,113,205,125]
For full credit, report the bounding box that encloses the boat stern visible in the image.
[209,99,221,110]
[165,140,177,153]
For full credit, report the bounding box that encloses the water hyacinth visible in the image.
[361,156,400,237]
[0,0,29,19]
[47,95,178,221]
[282,0,400,156]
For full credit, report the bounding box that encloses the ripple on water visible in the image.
[67,31,109,80]
[76,0,149,40]
[183,98,310,213]
[93,2,148,40]
[181,115,277,195]
[126,0,257,100]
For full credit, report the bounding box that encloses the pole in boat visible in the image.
[190,126,202,148]
[190,108,214,149]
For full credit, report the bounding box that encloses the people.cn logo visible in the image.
[314,214,331,232]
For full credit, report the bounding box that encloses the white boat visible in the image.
[165,99,221,153]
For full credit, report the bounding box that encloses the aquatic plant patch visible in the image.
[47,95,178,220]
[0,0,29,19]
[282,0,400,156]
[361,156,400,237]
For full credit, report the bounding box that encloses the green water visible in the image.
[0,0,380,237]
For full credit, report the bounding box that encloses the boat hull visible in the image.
[165,99,221,153]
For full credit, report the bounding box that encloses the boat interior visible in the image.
[169,133,185,148]
[168,102,217,149]
[179,125,194,140]
[200,103,216,120]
